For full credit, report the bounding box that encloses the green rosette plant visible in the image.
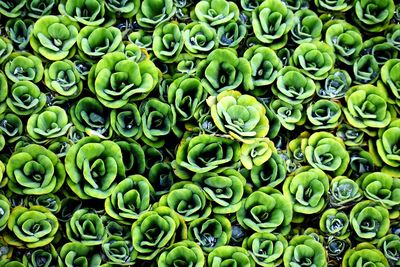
[77,26,124,62]
[65,136,125,199]
[0,37,13,64]
[272,66,316,105]
[207,246,255,267]
[192,169,245,214]
[148,162,174,196]
[153,22,184,63]
[110,103,142,139]
[343,84,392,134]
[157,240,205,267]
[131,206,187,260]
[158,181,211,222]
[5,19,33,51]
[70,97,112,139]
[283,167,329,219]
[318,69,352,99]
[244,232,287,267]
[381,59,400,102]
[249,151,286,188]
[237,186,293,235]
[315,0,354,12]
[386,24,400,51]
[0,113,23,144]
[336,124,365,147]
[342,243,389,267]
[354,0,395,32]
[376,119,400,176]
[361,37,398,67]
[217,20,246,48]
[270,99,305,131]
[102,236,137,265]
[325,21,363,65]
[26,106,73,142]
[136,0,176,28]
[0,260,24,267]
[252,0,294,49]
[182,22,218,58]
[65,208,106,246]
[291,10,322,44]
[116,140,145,174]
[6,144,65,195]
[306,99,342,130]
[128,30,153,51]
[104,0,140,18]
[283,235,327,267]
[5,206,58,248]
[105,175,154,223]
[240,138,275,169]
[243,45,282,96]
[26,0,57,18]
[6,81,46,116]
[197,49,253,95]
[58,242,102,267]
[22,245,58,267]
[353,54,380,84]
[239,0,264,13]
[208,90,269,143]
[357,172,400,209]
[88,51,160,108]
[58,0,106,26]
[319,208,350,239]
[4,52,43,83]
[350,200,390,243]
[0,195,10,231]
[329,176,363,208]
[304,132,350,176]
[0,0,25,18]
[188,215,231,252]
[291,41,336,80]
[194,0,239,26]
[25,194,61,213]
[30,15,79,61]
[377,234,400,266]
[348,148,376,178]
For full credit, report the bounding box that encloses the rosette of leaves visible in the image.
[319,208,350,239]
[217,20,246,48]
[26,0,57,18]
[237,186,292,234]
[376,119,400,176]
[0,113,23,144]
[148,162,174,196]
[58,0,105,26]
[4,52,43,83]
[76,26,124,62]
[342,243,390,267]
[153,22,184,63]
[318,69,352,99]
[6,81,46,116]
[386,24,400,51]
[329,176,363,208]
[194,0,239,26]
[131,206,186,260]
[65,208,106,245]
[348,148,376,178]
[88,52,160,108]
[0,0,25,17]
[5,206,58,248]
[343,84,392,134]
[361,37,398,67]
[182,22,218,58]
[290,9,322,44]
[283,167,329,219]
[207,246,255,267]
[65,136,125,199]
[272,66,316,105]
[249,151,286,188]
[353,54,380,84]
[270,99,305,131]
[0,37,13,64]
[26,106,72,142]
[315,0,354,12]
[128,30,153,51]
[25,194,61,213]
[30,15,79,61]
[6,144,65,195]
[115,140,145,174]
[304,132,350,176]
[5,19,33,51]
[243,45,282,96]
[291,41,336,80]
[240,138,275,169]
[188,215,231,252]
[0,260,24,267]
[306,99,342,130]
[58,197,82,222]
[104,0,140,18]
[58,242,102,267]
[22,245,58,267]
[102,235,137,265]
[208,90,269,143]
[326,236,351,259]
[239,0,264,13]
[157,240,204,267]
[0,195,10,231]
[197,49,252,95]
[377,234,400,266]
[110,103,142,140]
[136,0,176,28]
[244,232,287,267]
[70,97,112,139]
[325,21,363,65]
[105,175,154,223]
[192,169,245,214]
[158,181,211,221]
[357,172,400,209]
[354,0,395,32]
[283,235,327,267]
[252,0,294,49]
[382,59,400,102]
[350,200,390,242]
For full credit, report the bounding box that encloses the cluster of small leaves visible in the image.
[0,0,399,266]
